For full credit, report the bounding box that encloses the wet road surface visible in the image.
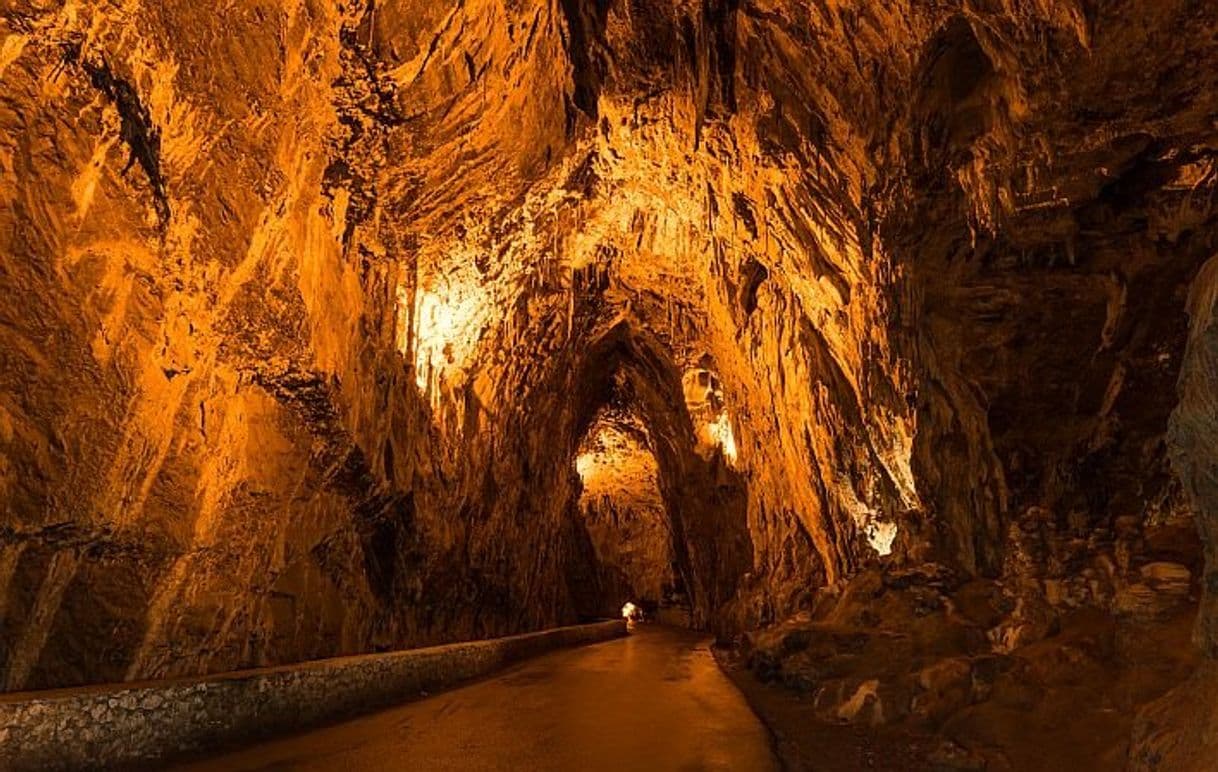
[178,625,780,772]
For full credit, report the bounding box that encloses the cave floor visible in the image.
[175,625,780,771]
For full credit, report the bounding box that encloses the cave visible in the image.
[1,1,1218,770]
[573,401,682,620]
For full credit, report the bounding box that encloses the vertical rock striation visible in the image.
[0,10,1216,767]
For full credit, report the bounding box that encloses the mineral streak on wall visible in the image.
[1,8,1218,767]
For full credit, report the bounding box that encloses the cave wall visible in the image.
[1,0,1217,693]
[1172,256,1218,658]
[0,0,600,691]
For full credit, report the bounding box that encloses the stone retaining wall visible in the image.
[0,620,626,770]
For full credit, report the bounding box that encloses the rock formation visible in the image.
[1,0,1216,766]
[574,402,679,613]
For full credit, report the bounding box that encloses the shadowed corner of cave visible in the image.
[3,1,1218,771]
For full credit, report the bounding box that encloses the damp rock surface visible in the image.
[0,0,1217,764]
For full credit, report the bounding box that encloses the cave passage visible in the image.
[180,627,780,772]
[2,1,1218,770]
[572,402,688,621]
[555,322,755,635]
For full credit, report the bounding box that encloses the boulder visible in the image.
[988,593,1059,653]
[1130,662,1218,771]
[1139,562,1191,596]
[912,657,974,725]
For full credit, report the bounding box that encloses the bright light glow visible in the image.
[575,451,597,483]
[574,417,658,495]
[400,274,488,393]
[682,368,739,466]
[866,521,898,556]
[695,409,738,465]
[621,601,640,620]
[706,411,737,463]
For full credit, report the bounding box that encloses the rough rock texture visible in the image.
[1126,257,1218,770]
[1129,662,1218,772]
[2,4,1218,764]
[574,404,678,611]
[729,537,1201,769]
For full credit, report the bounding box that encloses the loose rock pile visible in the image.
[734,515,1202,769]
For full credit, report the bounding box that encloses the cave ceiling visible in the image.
[1,0,1217,705]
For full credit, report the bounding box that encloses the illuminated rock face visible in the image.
[575,405,677,611]
[0,0,1216,727]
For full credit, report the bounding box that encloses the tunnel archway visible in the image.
[571,393,686,622]
[555,320,754,633]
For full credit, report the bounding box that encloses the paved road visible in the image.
[178,625,779,772]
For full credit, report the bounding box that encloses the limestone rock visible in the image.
[928,739,988,772]
[912,658,974,726]
[1130,663,1218,771]
[987,594,1060,654]
[0,4,1214,767]
[1139,562,1191,596]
